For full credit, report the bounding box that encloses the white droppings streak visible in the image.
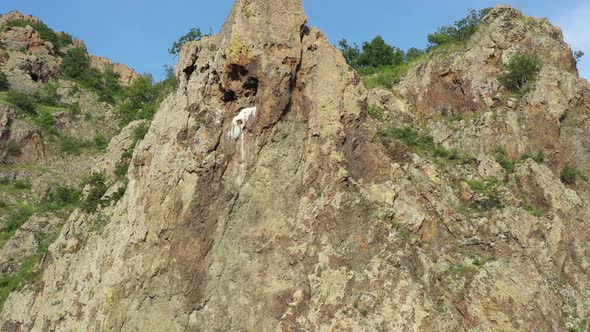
[227,107,257,162]
[228,107,257,141]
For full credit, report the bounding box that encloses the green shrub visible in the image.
[338,39,361,67]
[367,105,385,121]
[38,83,60,106]
[57,136,94,155]
[45,186,80,208]
[109,183,127,203]
[80,173,108,213]
[114,161,130,179]
[91,213,111,233]
[380,125,475,165]
[568,318,588,332]
[98,68,123,103]
[0,71,9,91]
[494,147,515,173]
[357,36,405,68]
[35,111,56,132]
[62,48,123,102]
[5,91,37,115]
[94,134,109,151]
[121,148,134,160]
[361,63,410,89]
[169,28,206,56]
[466,177,503,211]
[0,210,61,310]
[427,8,491,49]
[133,122,149,142]
[62,47,91,79]
[521,203,545,217]
[67,102,81,116]
[0,255,37,311]
[13,179,31,190]
[574,50,584,64]
[118,73,177,125]
[338,36,406,71]
[405,47,426,62]
[118,74,157,125]
[498,54,542,94]
[433,147,460,160]
[520,150,545,163]
[3,20,59,49]
[560,164,582,185]
[58,135,82,155]
[57,32,73,48]
[3,204,34,233]
[381,126,434,151]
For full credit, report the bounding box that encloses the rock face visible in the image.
[400,6,590,178]
[0,12,138,329]
[0,12,127,164]
[91,56,140,86]
[1,3,589,332]
[0,11,140,91]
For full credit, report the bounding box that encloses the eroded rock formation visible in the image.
[1,2,589,332]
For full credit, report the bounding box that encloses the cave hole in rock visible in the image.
[183,64,197,80]
[223,89,237,103]
[30,73,39,82]
[243,77,259,97]
[228,64,248,81]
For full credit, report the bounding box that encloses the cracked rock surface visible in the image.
[1,3,589,332]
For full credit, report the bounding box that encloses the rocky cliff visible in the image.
[1,2,589,332]
[0,10,140,330]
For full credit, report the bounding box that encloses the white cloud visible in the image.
[553,2,590,79]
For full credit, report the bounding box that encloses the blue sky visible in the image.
[0,0,588,80]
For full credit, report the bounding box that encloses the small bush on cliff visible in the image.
[62,48,92,79]
[382,126,435,151]
[380,125,476,165]
[169,28,206,56]
[35,111,57,133]
[57,32,73,48]
[498,54,542,94]
[80,173,108,213]
[94,134,109,151]
[44,186,81,209]
[494,147,515,173]
[62,47,123,103]
[405,47,426,62]
[5,91,36,115]
[427,8,491,49]
[521,203,545,217]
[13,179,31,190]
[0,71,9,91]
[118,71,177,126]
[368,105,385,121]
[4,20,57,48]
[560,165,583,185]
[2,19,74,51]
[574,50,584,64]
[57,135,99,155]
[361,64,410,89]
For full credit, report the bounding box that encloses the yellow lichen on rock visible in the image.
[225,32,250,63]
